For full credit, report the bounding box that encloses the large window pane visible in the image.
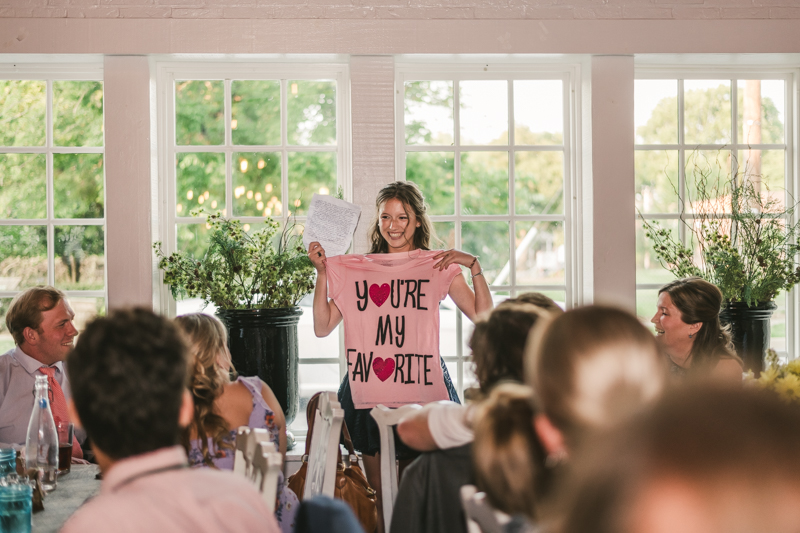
[433,221,455,250]
[635,79,678,145]
[233,152,281,217]
[287,80,336,146]
[636,219,679,285]
[0,298,15,354]
[637,289,659,332]
[0,225,47,289]
[405,81,453,146]
[54,154,104,219]
[684,80,731,145]
[407,152,454,216]
[460,80,508,146]
[635,150,679,213]
[70,296,106,333]
[176,153,225,217]
[461,152,508,215]
[53,81,103,147]
[177,223,210,260]
[287,152,336,217]
[462,221,509,285]
[0,80,45,147]
[515,221,565,285]
[685,149,733,214]
[737,149,785,210]
[738,79,784,145]
[231,80,280,146]
[54,225,104,290]
[514,151,563,215]
[175,80,224,146]
[514,80,562,145]
[0,153,46,219]
[293,363,340,432]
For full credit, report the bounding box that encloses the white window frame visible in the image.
[0,62,107,309]
[634,63,799,359]
[154,59,351,434]
[395,60,584,398]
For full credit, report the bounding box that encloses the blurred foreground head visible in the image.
[561,385,800,533]
[526,305,667,450]
[68,308,189,460]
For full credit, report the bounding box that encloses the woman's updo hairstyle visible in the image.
[526,305,666,450]
[368,181,435,253]
[659,276,737,370]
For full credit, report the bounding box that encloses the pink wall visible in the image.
[2,0,800,21]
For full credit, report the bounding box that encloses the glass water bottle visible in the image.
[24,375,58,492]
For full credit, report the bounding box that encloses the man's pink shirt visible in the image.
[61,446,279,533]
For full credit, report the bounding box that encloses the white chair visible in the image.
[250,442,283,512]
[304,391,344,499]
[369,403,422,533]
[460,485,511,533]
[233,426,271,478]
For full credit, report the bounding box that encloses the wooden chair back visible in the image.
[304,391,345,499]
[369,403,421,532]
[233,425,271,478]
[460,485,511,533]
[251,442,283,512]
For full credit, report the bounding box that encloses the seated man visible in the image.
[61,308,279,533]
[0,286,84,457]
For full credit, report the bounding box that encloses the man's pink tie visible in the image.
[38,366,83,459]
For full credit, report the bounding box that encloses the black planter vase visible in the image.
[719,301,777,376]
[216,307,303,433]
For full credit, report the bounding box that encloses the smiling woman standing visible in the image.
[651,277,742,381]
[308,181,493,532]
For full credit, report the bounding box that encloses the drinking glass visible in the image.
[56,421,73,475]
[0,483,32,533]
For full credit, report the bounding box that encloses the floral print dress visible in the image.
[188,376,299,533]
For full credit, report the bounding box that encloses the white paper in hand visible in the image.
[303,194,361,257]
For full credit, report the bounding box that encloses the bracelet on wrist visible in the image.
[471,270,484,279]
[468,255,478,270]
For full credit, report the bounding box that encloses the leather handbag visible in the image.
[287,392,378,533]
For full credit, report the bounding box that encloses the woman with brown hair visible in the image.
[175,313,298,532]
[651,276,742,380]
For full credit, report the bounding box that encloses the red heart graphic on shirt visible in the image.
[372,357,395,382]
[369,283,391,307]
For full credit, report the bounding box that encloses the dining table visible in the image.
[32,464,101,533]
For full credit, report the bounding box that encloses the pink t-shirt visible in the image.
[326,250,462,409]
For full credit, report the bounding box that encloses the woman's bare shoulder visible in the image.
[713,357,744,382]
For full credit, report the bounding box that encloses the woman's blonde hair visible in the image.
[174,313,234,466]
[472,383,545,519]
[525,305,666,449]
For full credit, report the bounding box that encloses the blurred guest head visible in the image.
[472,383,545,519]
[67,308,191,463]
[505,292,563,314]
[560,385,800,533]
[526,305,666,457]
[470,302,549,394]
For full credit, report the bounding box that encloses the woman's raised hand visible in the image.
[308,241,328,273]
[433,249,479,273]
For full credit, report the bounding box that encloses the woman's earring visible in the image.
[688,333,695,339]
